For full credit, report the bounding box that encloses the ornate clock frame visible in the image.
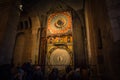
[46,11,74,73]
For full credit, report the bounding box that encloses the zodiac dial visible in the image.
[47,12,72,34]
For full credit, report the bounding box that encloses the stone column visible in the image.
[31,15,40,64]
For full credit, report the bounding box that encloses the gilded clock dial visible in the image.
[47,12,72,34]
[49,48,71,70]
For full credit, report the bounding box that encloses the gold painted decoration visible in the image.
[47,12,72,34]
[47,36,73,44]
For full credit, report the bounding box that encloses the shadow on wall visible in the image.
[110,40,120,80]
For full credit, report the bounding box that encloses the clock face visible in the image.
[48,48,71,70]
[47,12,72,34]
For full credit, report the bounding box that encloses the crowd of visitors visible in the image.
[0,62,90,80]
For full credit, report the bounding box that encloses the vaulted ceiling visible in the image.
[21,0,84,12]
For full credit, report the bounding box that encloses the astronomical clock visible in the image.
[47,12,72,35]
[46,11,74,73]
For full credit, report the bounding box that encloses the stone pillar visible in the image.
[85,0,113,79]
[72,11,85,67]
[31,15,40,64]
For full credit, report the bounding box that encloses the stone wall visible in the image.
[105,0,120,79]
[0,0,21,65]
[13,12,41,65]
[106,0,120,42]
